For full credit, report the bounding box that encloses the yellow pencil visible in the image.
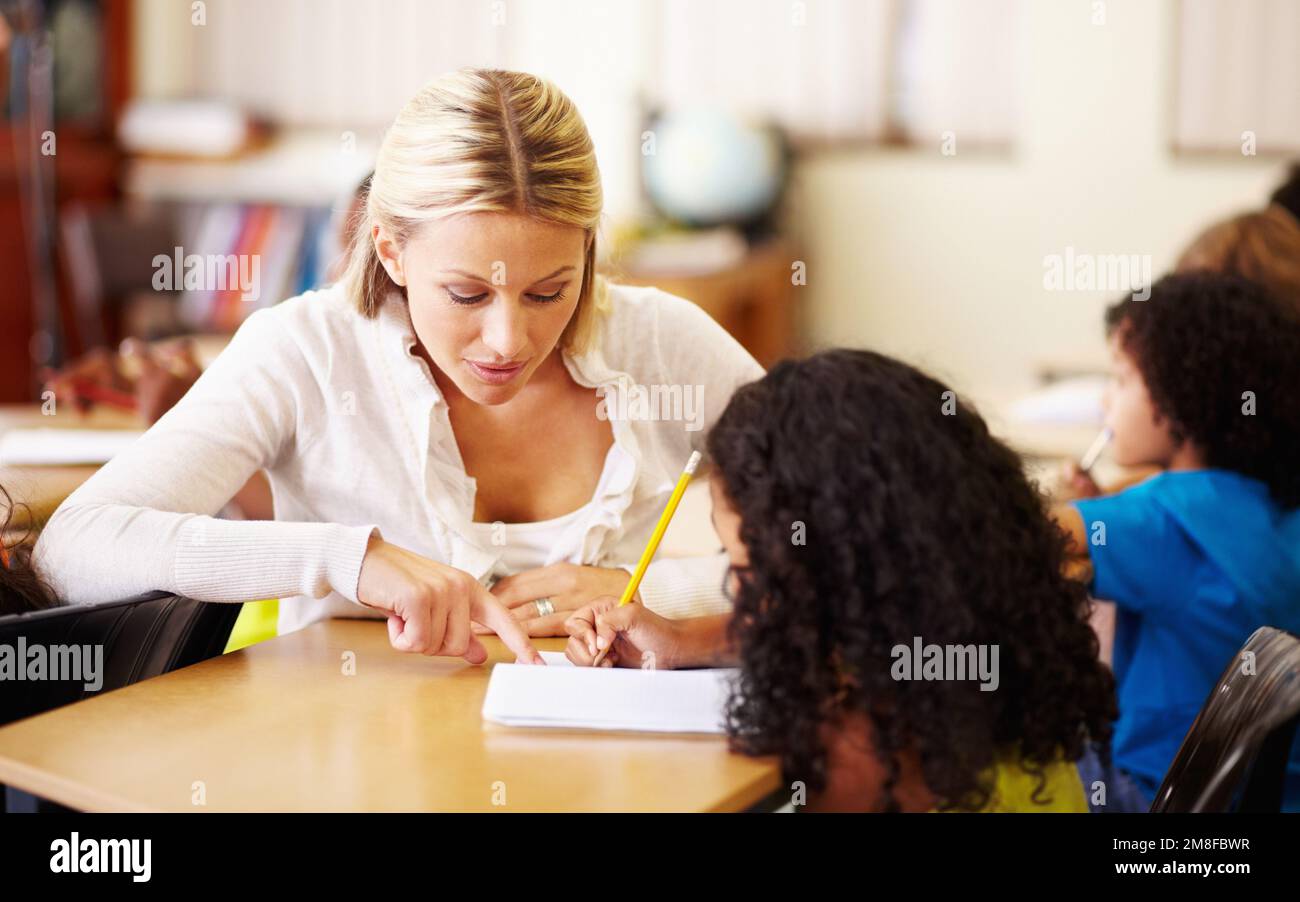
[591,450,702,666]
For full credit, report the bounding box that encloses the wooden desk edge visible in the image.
[0,756,155,813]
[0,753,781,813]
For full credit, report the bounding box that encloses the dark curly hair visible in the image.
[1269,161,1300,223]
[706,349,1116,811]
[1106,272,1300,508]
[1,484,56,615]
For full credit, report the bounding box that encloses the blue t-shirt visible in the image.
[1073,470,1300,809]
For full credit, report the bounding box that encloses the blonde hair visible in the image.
[1176,204,1300,313]
[342,68,609,353]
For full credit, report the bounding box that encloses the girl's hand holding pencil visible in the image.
[1059,460,1102,500]
[1057,427,1111,501]
[564,597,682,669]
[586,451,702,666]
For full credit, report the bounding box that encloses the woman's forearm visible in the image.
[35,498,378,605]
[32,308,376,607]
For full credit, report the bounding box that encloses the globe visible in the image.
[642,108,788,228]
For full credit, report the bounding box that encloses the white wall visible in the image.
[132,0,1291,401]
[129,0,652,224]
[792,0,1289,401]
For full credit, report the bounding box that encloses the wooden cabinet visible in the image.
[610,239,802,367]
[0,0,131,402]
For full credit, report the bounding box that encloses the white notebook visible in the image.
[0,429,144,466]
[482,652,737,734]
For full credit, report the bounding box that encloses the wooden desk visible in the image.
[0,404,143,531]
[0,621,781,812]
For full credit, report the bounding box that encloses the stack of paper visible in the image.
[118,100,252,158]
[482,652,736,734]
[0,429,144,466]
[1007,375,1107,425]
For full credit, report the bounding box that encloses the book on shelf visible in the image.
[172,202,336,334]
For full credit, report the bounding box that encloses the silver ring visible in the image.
[533,597,555,617]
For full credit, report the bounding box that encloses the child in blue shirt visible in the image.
[1056,271,1300,811]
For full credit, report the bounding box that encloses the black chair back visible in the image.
[1150,626,1300,813]
[0,592,239,728]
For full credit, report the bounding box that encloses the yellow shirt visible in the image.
[223,599,279,653]
[972,758,1088,812]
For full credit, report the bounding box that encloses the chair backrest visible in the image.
[1150,626,1300,813]
[0,592,239,728]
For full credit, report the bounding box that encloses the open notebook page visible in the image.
[483,655,736,734]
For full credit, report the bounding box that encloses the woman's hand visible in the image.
[564,597,682,669]
[357,536,543,665]
[480,563,637,637]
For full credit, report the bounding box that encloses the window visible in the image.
[1174,0,1300,154]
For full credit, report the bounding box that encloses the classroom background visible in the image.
[0,0,1298,822]
[0,0,1296,466]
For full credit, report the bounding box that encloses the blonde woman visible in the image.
[34,69,762,664]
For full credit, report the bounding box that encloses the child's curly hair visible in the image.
[1106,272,1300,508]
[706,349,1116,811]
[1,484,55,615]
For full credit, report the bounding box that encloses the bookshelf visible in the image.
[114,130,376,337]
[0,0,131,403]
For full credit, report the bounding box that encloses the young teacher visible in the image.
[34,68,761,664]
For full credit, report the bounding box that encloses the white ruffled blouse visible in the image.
[35,281,764,634]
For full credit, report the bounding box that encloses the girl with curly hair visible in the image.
[1062,164,1300,501]
[566,349,1117,812]
[1055,271,1300,812]
[1,484,56,615]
